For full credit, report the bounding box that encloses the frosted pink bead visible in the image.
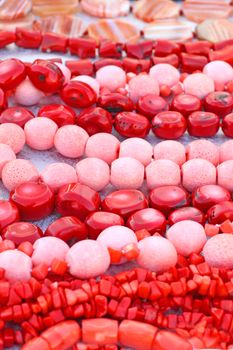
[217,160,233,192]
[186,139,219,166]
[111,157,144,189]
[66,240,110,278]
[85,133,120,164]
[119,138,152,166]
[0,143,16,178]
[54,125,89,158]
[73,75,100,97]
[219,140,233,163]
[2,159,39,191]
[14,78,44,106]
[55,62,71,84]
[40,163,77,192]
[203,234,233,269]
[0,250,32,282]
[166,220,206,257]
[128,74,159,103]
[137,236,177,272]
[183,73,215,99]
[149,63,180,88]
[24,117,58,151]
[96,65,126,92]
[32,237,69,266]
[0,123,25,154]
[146,159,181,190]
[76,157,109,191]
[182,159,216,192]
[203,61,233,87]
[153,141,186,166]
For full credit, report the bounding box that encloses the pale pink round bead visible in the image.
[146,159,181,190]
[183,73,215,99]
[32,237,69,267]
[55,62,71,84]
[54,125,89,158]
[119,138,152,166]
[182,159,216,192]
[149,63,180,88]
[40,163,77,192]
[203,234,233,269]
[111,157,144,189]
[219,140,233,163]
[153,141,186,166]
[96,65,126,92]
[72,75,100,97]
[203,61,233,86]
[186,139,219,166]
[66,240,110,278]
[217,160,233,192]
[2,159,39,191]
[0,143,16,178]
[166,220,206,257]
[128,74,159,103]
[0,250,32,282]
[85,133,120,164]
[14,78,44,106]
[137,236,177,272]
[24,117,58,151]
[0,123,25,154]
[76,158,109,191]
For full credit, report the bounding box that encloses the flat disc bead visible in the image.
[110,157,144,189]
[0,123,25,154]
[182,159,216,192]
[96,65,126,92]
[2,222,42,245]
[203,234,233,269]
[40,163,77,192]
[127,208,166,235]
[0,200,20,230]
[219,140,233,163]
[217,160,233,192]
[128,74,159,103]
[119,137,153,166]
[0,107,34,127]
[149,63,180,87]
[183,73,215,99]
[0,250,32,282]
[186,139,219,166]
[14,78,44,106]
[153,141,186,166]
[146,159,181,190]
[85,133,120,164]
[203,60,233,86]
[32,237,69,266]
[76,158,110,191]
[0,143,15,177]
[72,75,100,97]
[192,184,231,212]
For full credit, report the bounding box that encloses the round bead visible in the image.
[77,107,112,135]
[127,208,166,235]
[128,74,159,103]
[192,184,231,212]
[0,250,31,282]
[61,81,97,108]
[166,220,206,256]
[0,59,26,90]
[149,63,180,87]
[119,138,152,166]
[40,163,77,192]
[54,125,89,158]
[186,139,219,166]
[137,94,168,120]
[0,143,16,177]
[0,123,25,154]
[38,104,76,127]
[85,133,120,164]
[187,111,220,137]
[0,107,34,127]
[153,141,186,166]
[219,140,233,163]
[152,111,186,139]
[217,160,233,192]
[171,94,202,117]
[137,236,177,272]
[146,159,180,190]
[32,237,69,266]
[72,75,100,97]
[203,60,233,86]
[115,112,150,138]
[168,207,205,226]
[14,78,44,106]
[222,113,233,137]
[96,65,126,92]
[203,234,233,269]
[0,200,20,230]
[183,73,214,100]
[111,157,144,189]
[204,91,233,118]
[2,222,42,245]
[76,158,110,191]
[182,159,216,192]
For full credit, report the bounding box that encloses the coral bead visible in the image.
[0,123,25,154]
[0,88,7,112]
[204,91,233,118]
[217,160,233,192]
[96,65,126,92]
[128,74,159,103]
[38,104,76,127]
[171,93,202,117]
[203,234,233,268]
[32,237,69,266]
[115,111,150,138]
[76,158,110,191]
[153,141,186,166]
[14,78,44,106]
[119,138,152,166]
[77,107,112,135]
[203,60,233,86]
[152,111,186,139]
[149,63,180,87]
[2,222,42,245]
[0,250,31,282]
[187,111,220,137]
[127,208,166,234]
[182,159,216,192]
[85,133,120,164]
[40,163,77,192]
[186,139,219,166]
[61,81,97,108]
[72,75,100,96]
[222,113,233,137]
[146,159,180,189]
[0,143,15,177]
[192,184,231,212]
[0,107,34,127]
[183,73,215,99]
[0,59,26,90]
[0,200,20,230]
[111,157,144,189]
[82,319,118,346]
[219,140,233,162]
[137,94,168,120]
[168,207,205,226]
[207,201,233,224]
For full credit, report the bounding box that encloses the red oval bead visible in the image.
[152,111,186,139]
[127,208,166,235]
[0,59,26,90]
[207,201,233,224]
[222,113,233,137]
[136,94,169,120]
[192,184,231,212]
[187,111,220,137]
[115,111,150,138]
[0,200,20,231]
[85,211,124,239]
[204,91,233,118]
[45,216,88,243]
[10,182,55,221]
[168,207,205,226]
[77,107,112,135]
[0,107,34,127]
[38,104,76,127]
[0,88,7,112]
[98,93,134,116]
[56,183,101,221]
[171,94,202,117]
[2,222,42,245]
[60,81,97,108]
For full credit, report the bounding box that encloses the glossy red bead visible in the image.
[69,38,96,58]
[115,111,150,138]
[222,113,233,137]
[184,41,212,56]
[127,208,166,235]
[0,59,26,90]
[207,201,233,224]
[2,222,42,245]
[41,33,67,53]
[38,104,76,127]
[15,28,42,49]
[137,94,169,120]
[126,41,153,59]
[152,111,187,139]
[77,107,112,135]
[10,182,55,221]
[66,59,94,77]
[151,54,180,68]
[123,58,151,74]
[187,111,220,137]
[0,107,34,127]
[0,89,7,113]
[94,59,123,71]
[168,207,205,226]
[154,40,181,56]
[56,183,101,221]
[0,31,16,48]
[61,81,97,108]
[204,91,233,118]
[98,93,134,116]
[171,94,202,118]
[0,200,20,231]
[99,40,123,58]
[181,53,208,73]
[85,211,124,239]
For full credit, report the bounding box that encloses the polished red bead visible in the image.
[56,183,101,221]
[222,113,233,137]
[41,33,68,53]
[99,40,123,58]
[207,201,233,224]
[154,40,181,56]
[61,81,97,108]
[0,59,26,90]
[94,59,123,71]
[2,222,42,245]
[181,53,208,73]
[85,211,124,239]
[171,94,202,118]
[0,107,34,127]
[15,28,42,49]
[137,94,168,120]
[184,41,212,56]
[0,89,7,113]
[0,200,20,231]
[69,38,96,58]
[126,41,153,59]
[187,111,220,137]
[168,207,205,226]
[151,54,180,68]
[10,182,55,221]
[127,208,166,235]
[123,58,151,74]
[38,104,76,127]
[0,31,16,48]
[77,107,112,135]
[152,111,186,139]
[115,111,150,138]
[204,91,233,118]
[98,93,134,116]
[209,46,233,66]
[66,60,94,77]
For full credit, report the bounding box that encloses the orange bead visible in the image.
[108,247,122,264]
[152,330,192,350]
[82,318,118,346]
[21,336,51,350]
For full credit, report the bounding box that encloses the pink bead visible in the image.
[0,123,25,154]
[119,138,152,166]
[219,140,233,163]
[203,234,233,269]
[149,63,180,88]
[0,143,16,178]
[96,65,126,92]
[2,159,39,191]
[32,237,69,266]
[14,78,44,106]
[167,220,206,257]
[55,62,71,84]
[203,61,233,86]
[182,159,216,192]
[128,74,159,103]
[76,157,110,191]
[85,133,120,164]
[66,240,110,278]
[137,236,177,272]
[0,250,32,282]
[186,139,219,166]
[146,159,181,190]
[24,117,58,151]
[40,163,77,192]
[217,160,233,192]
[111,157,144,189]
[183,73,215,99]
[72,75,100,97]
[153,141,186,166]
[54,125,89,158]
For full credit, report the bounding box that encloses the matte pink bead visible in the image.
[183,73,215,99]
[186,139,219,166]
[66,240,110,278]
[137,236,177,272]
[85,133,120,164]
[55,62,71,84]
[111,157,144,189]
[119,138,153,166]
[2,159,39,191]
[0,143,16,178]
[203,61,233,87]
[76,157,110,191]
[40,163,77,192]
[96,65,126,92]
[153,141,186,166]
[24,117,58,151]
[219,140,233,163]
[182,159,216,192]
[217,160,233,192]
[54,125,89,158]
[128,74,159,103]
[146,159,181,190]
[0,123,25,154]
[73,75,100,97]
[32,237,69,266]
[167,220,206,257]
[0,250,32,283]
[203,234,233,269]
[149,63,180,88]
[14,78,44,106]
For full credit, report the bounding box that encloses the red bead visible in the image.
[151,54,180,68]
[69,38,96,58]
[184,41,212,56]
[207,201,233,224]
[168,207,205,226]
[45,216,88,243]
[123,58,151,74]
[187,111,220,137]
[65,60,94,77]
[126,41,153,59]
[127,208,166,235]
[2,222,42,245]
[0,107,34,127]
[152,111,186,139]
[209,46,233,66]
[181,53,208,73]
[10,182,55,221]
[94,59,123,71]
[85,211,124,239]
[154,40,181,56]
[98,93,134,116]
[222,113,233,137]
[171,94,202,118]
[15,28,42,49]
[41,33,67,53]
[115,112,150,138]
[0,31,16,48]
[0,89,7,113]
[60,81,97,108]
[37,104,76,127]
[56,183,101,221]
[77,107,112,135]
[137,94,168,120]
[0,59,26,90]
[0,200,20,231]
[204,91,233,118]
[99,40,123,58]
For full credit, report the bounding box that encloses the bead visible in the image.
[183,73,215,99]
[14,78,44,106]
[85,133,120,164]
[127,208,166,235]
[126,40,153,59]
[95,58,123,71]
[153,141,186,166]
[219,140,233,162]
[54,125,89,158]
[66,59,94,77]
[222,113,233,137]
[152,111,187,139]
[38,104,76,127]
[128,74,159,103]
[0,107,34,127]
[0,123,25,154]
[115,112,150,138]
[111,157,144,189]
[82,319,118,346]
[0,88,7,112]
[69,37,96,58]
[99,40,123,58]
[15,28,42,49]
[153,331,192,350]
[217,160,233,192]
[171,94,202,117]
[168,207,205,226]
[203,60,233,86]
[0,144,15,177]
[72,76,99,97]
[98,93,134,116]
[181,53,208,73]
[203,234,233,269]
[187,111,220,137]
[186,139,219,166]
[192,185,231,213]
[166,220,206,257]
[40,163,77,192]
[76,158,110,191]
[0,250,31,283]
[32,237,69,266]
[61,81,97,108]
[137,94,168,120]
[0,200,20,230]
[41,33,68,53]
[204,91,233,118]
[2,222,42,245]
[123,57,151,73]
[81,0,130,17]
[151,54,180,68]
[146,159,180,189]
[149,63,180,87]
[182,159,216,192]
[0,31,16,48]
[0,59,26,90]
[96,65,126,92]
[77,107,112,135]
[119,138,152,166]
[207,201,233,224]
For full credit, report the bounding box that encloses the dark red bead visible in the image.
[0,59,26,90]
[151,54,180,68]
[69,38,96,58]
[0,89,7,113]
[222,113,233,137]
[126,41,153,59]
[85,211,124,239]
[149,185,190,217]
[204,91,233,118]
[184,41,212,56]
[207,201,233,224]
[61,81,97,108]
[187,111,220,137]
[98,93,134,116]
[168,207,205,226]
[0,31,16,48]
[41,33,67,53]
[10,182,54,221]
[99,40,123,58]
[66,60,94,77]
[2,222,42,245]
[127,208,166,235]
[77,107,112,135]
[181,53,208,73]
[154,40,181,57]
[38,104,76,127]
[0,107,34,127]
[115,111,150,138]
[94,59,123,71]
[152,111,186,139]
[15,28,42,49]
[56,183,101,221]
[171,94,202,118]
[0,200,20,231]
[123,58,151,74]
[137,94,168,120]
